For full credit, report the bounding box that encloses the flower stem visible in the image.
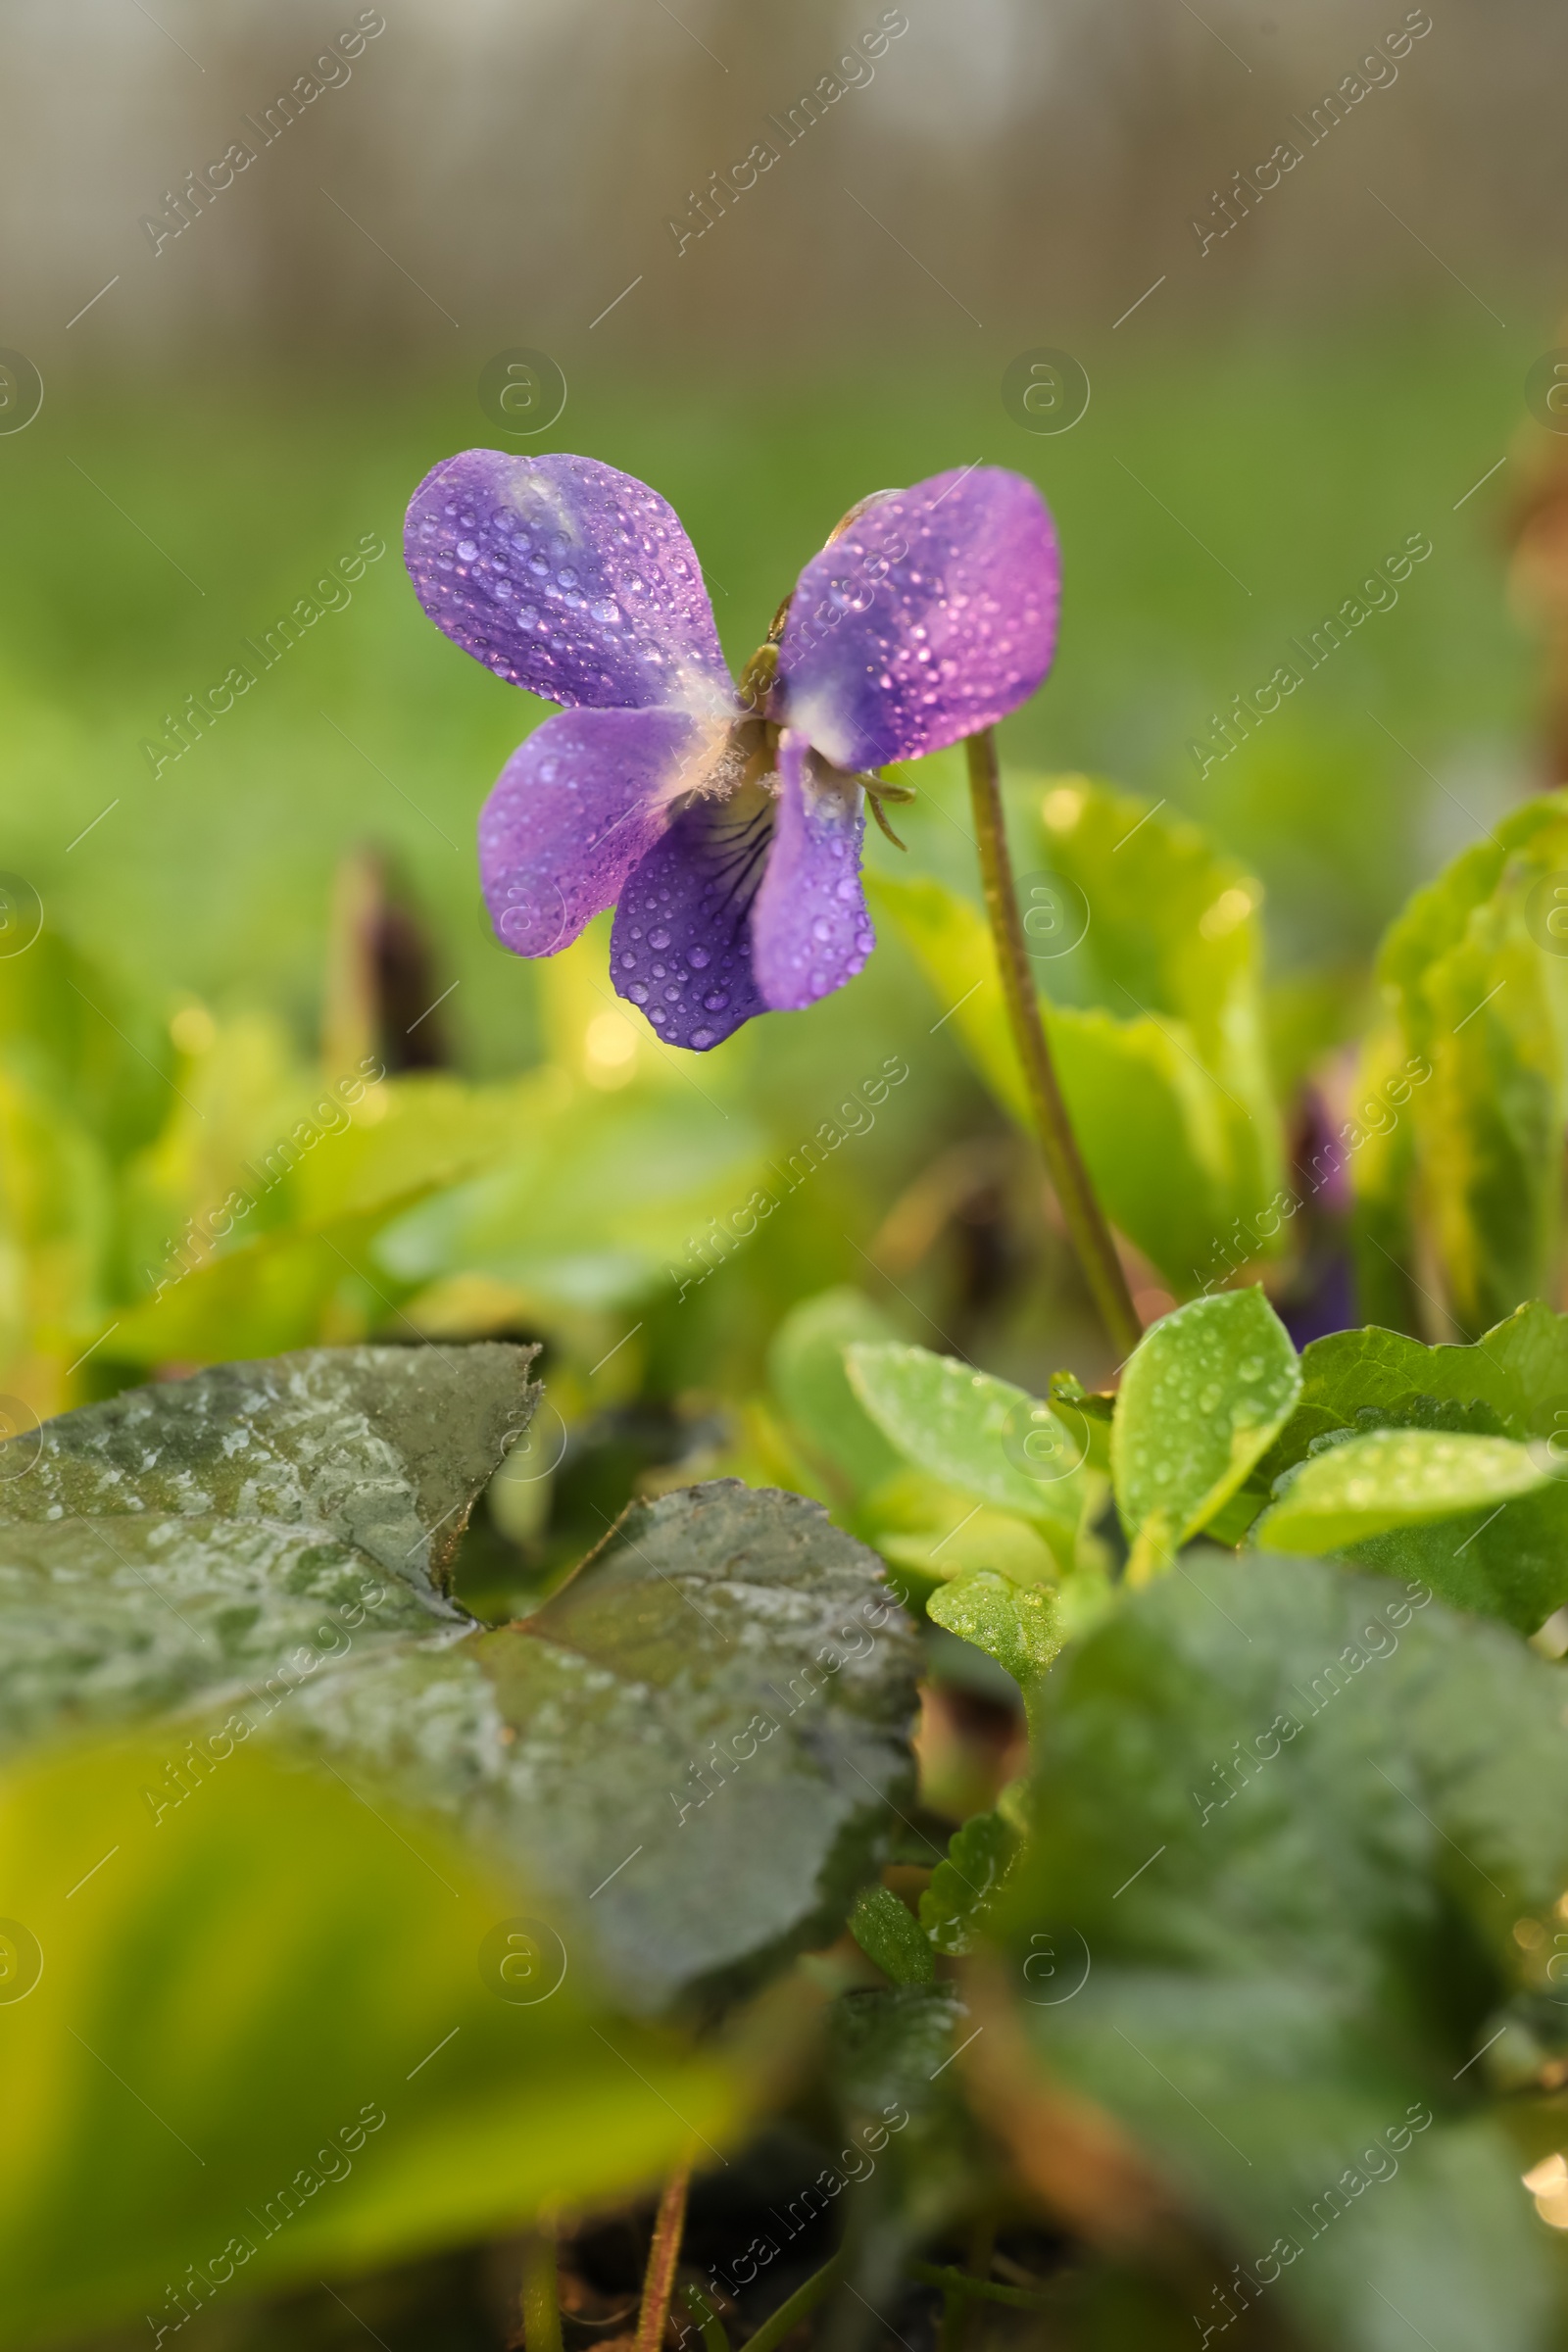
[636,2166,692,2352]
[520,2218,563,2352]
[964,727,1142,1359]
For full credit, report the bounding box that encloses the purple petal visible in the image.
[611,789,773,1051]
[405,450,735,717]
[752,730,873,1013]
[775,466,1060,770]
[479,707,726,956]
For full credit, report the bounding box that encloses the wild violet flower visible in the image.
[404,453,1060,1050]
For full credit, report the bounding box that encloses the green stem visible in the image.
[965,727,1142,1359]
[741,2250,849,2352]
[520,2219,563,2352]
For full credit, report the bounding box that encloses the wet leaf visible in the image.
[0,1342,538,1603]
[919,1810,1018,1957]
[1255,1430,1549,1554]
[1256,1303,1568,1629]
[846,1341,1085,1536]
[1111,1289,1300,1578]
[851,1884,935,1984]
[925,1568,1064,1688]
[0,1356,920,2016]
[298,1481,921,2014]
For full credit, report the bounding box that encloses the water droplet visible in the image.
[649,927,670,951]
[456,539,478,563]
[688,945,710,969]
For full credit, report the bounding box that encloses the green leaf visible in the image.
[926,1568,1064,1687]
[1269,1300,1568,1455]
[0,1342,537,1603]
[1376,793,1568,1335]
[873,1505,1059,1592]
[850,1883,935,1984]
[0,1063,113,1400]
[846,1341,1086,1532]
[109,1064,535,1364]
[0,926,172,1163]
[1048,1369,1113,1473]
[378,1082,770,1314]
[993,1551,1568,2352]
[442,1481,921,2010]
[0,1356,921,2016]
[1111,1288,1300,1577]
[767,1287,906,1495]
[869,834,1285,1296]
[919,1809,1018,1956]
[1255,1430,1551,1554]
[0,1728,755,2350]
[1256,1303,1568,1629]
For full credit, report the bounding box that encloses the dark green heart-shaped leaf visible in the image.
[290,1481,920,2013]
[993,1551,1568,2352]
[0,1342,539,1600]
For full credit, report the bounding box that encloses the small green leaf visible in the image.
[919,1810,1018,1955]
[1047,1370,1113,1473]
[768,1288,905,1494]
[846,1341,1085,1532]
[1256,1430,1550,1554]
[1256,1302,1568,1629]
[1112,1288,1299,1578]
[926,1569,1064,1687]
[850,1883,935,1984]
